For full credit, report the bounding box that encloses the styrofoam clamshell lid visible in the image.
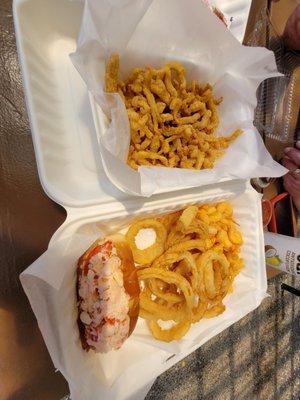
[13,0,260,210]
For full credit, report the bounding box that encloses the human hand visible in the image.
[283,4,300,51]
[283,141,300,210]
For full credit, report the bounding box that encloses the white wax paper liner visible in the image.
[70,0,287,196]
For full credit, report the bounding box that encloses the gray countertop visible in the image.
[146,272,300,400]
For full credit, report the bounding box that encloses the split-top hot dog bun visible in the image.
[77,233,140,353]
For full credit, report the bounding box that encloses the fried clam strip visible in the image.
[132,150,169,167]
[104,54,243,170]
[105,54,119,93]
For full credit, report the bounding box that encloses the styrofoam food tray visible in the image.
[13,0,264,398]
[13,0,251,210]
[37,182,267,400]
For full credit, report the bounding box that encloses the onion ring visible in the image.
[149,319,191,342]
[137,268,194,312]
[126,219,167,264]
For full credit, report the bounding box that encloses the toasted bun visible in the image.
[77,233,140,352]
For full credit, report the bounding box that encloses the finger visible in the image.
[291,172,300,181]
[290,4,300,29]
[284,160,300,182]
[297,15,300,34]
[284,174,300,193]
[296,20,300,47]
[284,147,300,166]
[282,157,300,180]
[283,5,300,50]
[296,140,300,150]
[282,156,298,171]
[290,8,297,26]
[292,171,300,181]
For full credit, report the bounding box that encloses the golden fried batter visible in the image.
[105,54,242,170]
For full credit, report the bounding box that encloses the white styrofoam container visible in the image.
[20,180,267,400]
[43,183,267,400]
[13,0,251,210]
[14,0,264,398]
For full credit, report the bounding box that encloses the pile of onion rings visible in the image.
[126,202,244,342]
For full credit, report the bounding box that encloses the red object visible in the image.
[262,199,272,227]
[268,192,289,233]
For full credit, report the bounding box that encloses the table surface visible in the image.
[0,0,299,399]
[0,1,68,398]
